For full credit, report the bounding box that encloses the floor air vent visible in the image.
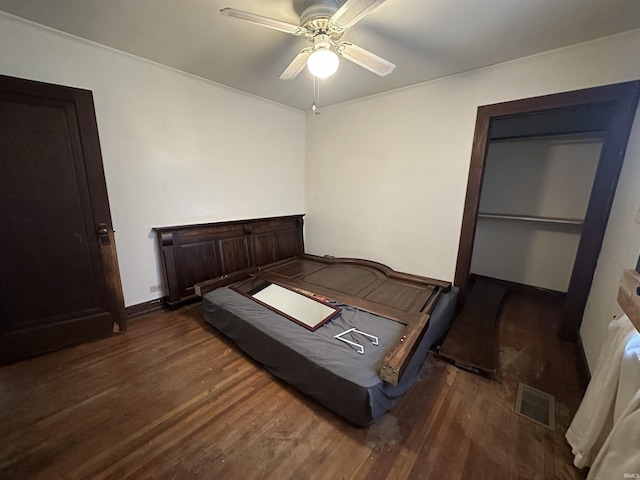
[514,383,555,431]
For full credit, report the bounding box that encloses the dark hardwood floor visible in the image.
[0,291,586,479]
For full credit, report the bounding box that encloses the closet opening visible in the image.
[454,81,640,344]
[472,108,607,298]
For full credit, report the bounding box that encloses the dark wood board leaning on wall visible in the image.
[154,215,304,307]
[437,276,508,377]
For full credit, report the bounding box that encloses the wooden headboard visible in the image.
[154,215,304,307]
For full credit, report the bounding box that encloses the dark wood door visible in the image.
[0,75,125,363]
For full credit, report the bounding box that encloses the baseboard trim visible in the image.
[469,274,566,300]
[125,297,167,318]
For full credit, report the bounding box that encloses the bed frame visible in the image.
[156,215,451,385]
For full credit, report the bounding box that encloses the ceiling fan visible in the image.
[221,0,395,80]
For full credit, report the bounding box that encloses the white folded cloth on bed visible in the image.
[565,314,637,468]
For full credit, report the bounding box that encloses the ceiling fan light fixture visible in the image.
[221,0,395,81]
[307,48,339,78]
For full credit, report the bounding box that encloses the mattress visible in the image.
[202,285,458,426]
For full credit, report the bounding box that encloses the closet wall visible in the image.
[470,134,602,292]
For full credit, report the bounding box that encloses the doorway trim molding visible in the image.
[454,80,640,340]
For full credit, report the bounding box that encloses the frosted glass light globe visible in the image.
[307,49,339,79]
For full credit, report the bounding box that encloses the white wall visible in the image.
[305,30,640,370]
[0,13,306,307]
[471,137,601,292]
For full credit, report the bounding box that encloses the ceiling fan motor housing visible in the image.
[300,0,340,30]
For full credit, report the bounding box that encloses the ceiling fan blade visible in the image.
[336,42,395,76]
[220,8,306,35]
[329,0,387,30]
[279,48,314,80]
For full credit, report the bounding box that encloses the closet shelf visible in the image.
[477,212,584,226]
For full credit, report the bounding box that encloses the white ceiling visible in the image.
[1,0,639,111]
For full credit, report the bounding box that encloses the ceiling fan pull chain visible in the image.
[312,75,322,114]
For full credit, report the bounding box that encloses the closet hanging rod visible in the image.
[477,212,584,226]
[489,130,605,144]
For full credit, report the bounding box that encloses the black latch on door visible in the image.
[97,223,110,245]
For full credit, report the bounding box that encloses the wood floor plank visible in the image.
[0,290,588,480]
[72,363,260,478]
[122,380,281,479]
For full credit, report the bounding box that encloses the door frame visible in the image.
[454,80,640,340]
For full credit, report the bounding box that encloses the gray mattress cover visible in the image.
[202,286,458,426]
